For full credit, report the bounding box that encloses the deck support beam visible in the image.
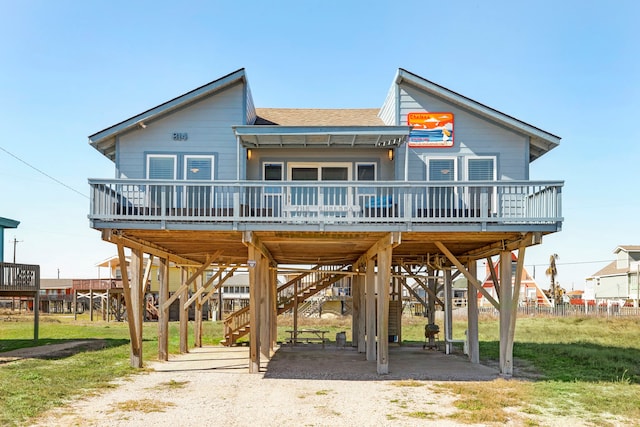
[443,268,453,354]
[435,241,500,310]
[376,243,392,374]
[248,244,261,373]
[117,243,143,368]
[259,252,270,360]
[179,267,188,354]
[357,233,400,372]
[365,257,376,361]
[466,259,479,363]
[352,272,365,352]
[158,257,169,361]
[194,272,203,348]
[243,231,277,373]
[498,246,526,376]
[270,264,278,353]
[499,250,513,375]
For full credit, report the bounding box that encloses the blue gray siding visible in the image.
[397,83,529,182]
[378,84,397,126]
[116,83,244,180]
[246,83,256,125]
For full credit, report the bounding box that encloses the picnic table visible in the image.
[285,329,329,348]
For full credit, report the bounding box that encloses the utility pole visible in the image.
[13,238,22,264]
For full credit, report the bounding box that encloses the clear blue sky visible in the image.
[1,0,638,288]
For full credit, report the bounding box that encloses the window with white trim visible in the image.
[147,155,176,209]
[465,156,496,216]
[426,157,457,214]
[184,155,214,210]
[263,162,283,215]
[466,157,496,181]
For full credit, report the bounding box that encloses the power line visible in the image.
[528,260,613,267]
[0,145,89,199]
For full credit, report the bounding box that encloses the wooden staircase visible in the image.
[221,264,349,346]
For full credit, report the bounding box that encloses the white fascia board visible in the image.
[396,69,561,150]
[233,125,411,136]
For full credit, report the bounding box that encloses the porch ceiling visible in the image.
[233,125,411,148]
[106,229,537,267]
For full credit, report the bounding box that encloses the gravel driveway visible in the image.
[30,344,502,426]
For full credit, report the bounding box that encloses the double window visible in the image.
[425,156,496,216]
[146,154,215,209]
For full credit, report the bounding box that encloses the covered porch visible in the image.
[99,226,541,377]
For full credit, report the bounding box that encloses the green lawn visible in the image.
[1,314,639,426]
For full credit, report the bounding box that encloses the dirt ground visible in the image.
[19,342,536,426]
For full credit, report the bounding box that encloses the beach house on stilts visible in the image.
[87,68,562,376]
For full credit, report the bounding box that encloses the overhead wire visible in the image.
[0,145,89,199]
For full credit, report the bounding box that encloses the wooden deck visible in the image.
[0,262,39,296]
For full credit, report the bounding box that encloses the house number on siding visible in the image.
[172,132,188,141]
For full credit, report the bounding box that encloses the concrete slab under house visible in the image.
[87,68,563,376]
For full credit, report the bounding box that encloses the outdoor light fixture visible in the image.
[388,148,394,161]
[247,149,252,160]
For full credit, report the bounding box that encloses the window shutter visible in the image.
[148,157,175,179]
[429,159,455,181]
[468,158,494,181]
[186,158,212,180]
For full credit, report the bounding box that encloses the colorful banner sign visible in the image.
[407,112,454,148]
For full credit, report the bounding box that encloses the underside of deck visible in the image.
[101,228,544,266]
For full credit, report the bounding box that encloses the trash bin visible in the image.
[336,331,346,348]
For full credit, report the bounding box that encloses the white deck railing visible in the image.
[88,179,563,228]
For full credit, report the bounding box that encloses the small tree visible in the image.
[545,254,560,302]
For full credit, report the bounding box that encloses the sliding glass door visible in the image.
[286,163,352,216]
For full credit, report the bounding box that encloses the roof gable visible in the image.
[394,68,561,162]
[89,68,248,161]
[614,245,640,254]
[592,260,627,277]
[0,217,20,229]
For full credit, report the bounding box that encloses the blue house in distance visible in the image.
[88,68,563,375]
[0,216,40,339]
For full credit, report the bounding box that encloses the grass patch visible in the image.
[0,315,222,426]
[391,379,425,387]
[405,411,435,419]
[434,316,640,425]
[155,379,189,390]
[2,313,640,425]
[109,398,175,414]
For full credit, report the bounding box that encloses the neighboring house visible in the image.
[87,68,563,375]
[477,253,552,307]
[587,246,640,305]
[94,255,244,319]
[39,279,74,313]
